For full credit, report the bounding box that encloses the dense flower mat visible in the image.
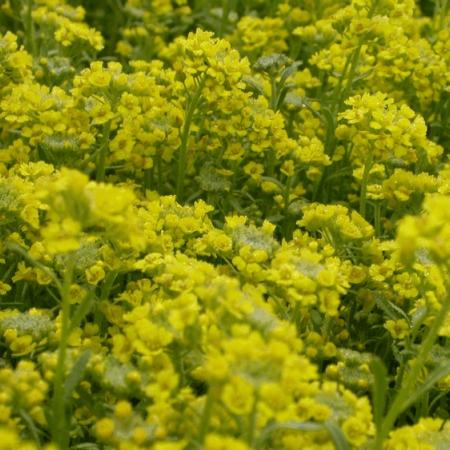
[0,0,449,449]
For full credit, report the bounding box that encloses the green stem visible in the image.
[438,0,449,30]
[266,150,276,177]
[368,0,381,17]
[374,285,450,449]
[334,0,379,111]
[270,77,278,110]
[293,302,301,332]
[100,270,117,301]
[331,51,353,115]
[143,168,152,192]
[2,256,18,281]
[282,176,292,239]
[176,77,205,201]
[25,0,37,58]
[96,121,111,182]
[311,0,380,204]
[19,409,42,449]
[247,391,259,446]
[6,243,61,291]
[315,0,323,20]
[337,44,362,114]
[374,202,381,237]
[359,151,373,218]
[156,152,163,192]
[219,0,230,36]
[198,387,214,445]
[312,44,362,202]
[51,262,74,450]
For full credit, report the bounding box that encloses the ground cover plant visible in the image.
[0,0,449,448]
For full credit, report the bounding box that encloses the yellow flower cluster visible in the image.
[0,309,53,355]
[32,1,103,52]
[0,0,449,449]
[338,92,442,166]
[0,361,49,430]
[0,32,32,89]
[385,418,450,450]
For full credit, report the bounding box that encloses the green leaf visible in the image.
[257,421,323,446]
[280,61,303,84]
[253,53,290,73]
[266,214,285,223]
[228,196,246,214]
[410,306,428,331]
[63,349,92,403]
[323,422,350,450]
[257,421,352,450]
[69,289,95,333]
[371,357,389,430]
[19,409,42,447]
[71,444,101,450]
[284,92,304,108]
[265,421,323,433]
[197,163,231,192]
[375,295,410,324]
[400,363,450,412]
[242,75,264,95]
[260,176,285,191]
[320,107,336,131]
[186,190,203,203]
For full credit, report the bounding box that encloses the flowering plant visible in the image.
[0,0,449,449]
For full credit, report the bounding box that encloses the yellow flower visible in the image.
[221,377,254,415]
[88,70,112,88]
[204,434,250,450]
[342,416,370,446]
[153,441,187,450]
[95,418,114,441]
[0,282,11,295]
[243,161,264,181]
[85,263,105,285]
[114,400,132,420]
[385,319,410,340]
